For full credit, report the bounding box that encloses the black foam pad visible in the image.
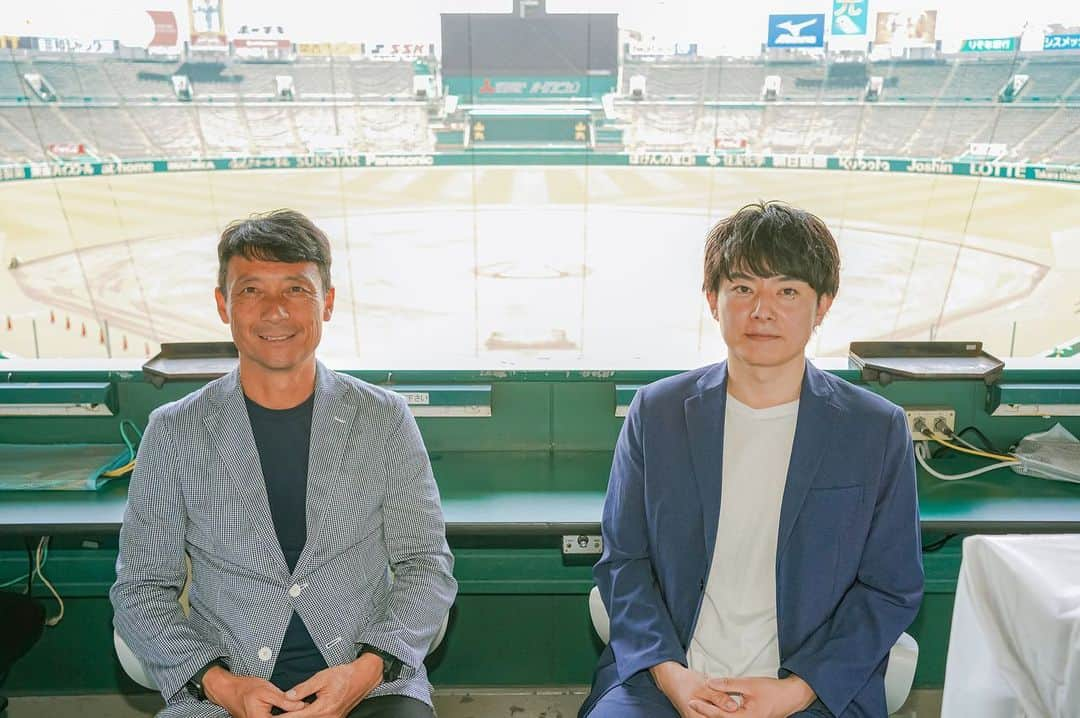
[0,591,45,677]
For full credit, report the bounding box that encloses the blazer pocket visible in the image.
[802,485,863,534]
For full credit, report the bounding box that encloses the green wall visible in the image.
[2,359,1079,696]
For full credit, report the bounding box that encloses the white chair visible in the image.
[114,625,162,691]
[114,560,449,691]
[114,555,191,690]
[588,586,918,715]
[885,631,918,714]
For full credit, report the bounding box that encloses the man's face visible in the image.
[215,256,334,377]
[707,273,833,371]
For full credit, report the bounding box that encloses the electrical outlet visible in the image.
[904,407,956,438]
[562,534,602,555]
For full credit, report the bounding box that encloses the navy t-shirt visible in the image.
[244,391,328,691]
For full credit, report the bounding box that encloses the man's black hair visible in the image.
[217,209,332,291]
[702,201,840,298]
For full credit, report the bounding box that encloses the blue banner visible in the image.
[1043,34,1080,51]
[831,0,868,36]
[767,14,826,48]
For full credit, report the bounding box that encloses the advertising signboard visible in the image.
[767,14,826,48]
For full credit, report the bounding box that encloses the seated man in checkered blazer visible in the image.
[111,209,457,718]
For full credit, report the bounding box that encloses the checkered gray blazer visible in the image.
[110,361,457,717]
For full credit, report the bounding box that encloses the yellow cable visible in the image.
[102,460,135,478]
[923,433,1017,462]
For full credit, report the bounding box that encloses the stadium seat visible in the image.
[587,586,918,715]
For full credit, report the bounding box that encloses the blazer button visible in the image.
[258,646,272,662]
[289,583,302,598]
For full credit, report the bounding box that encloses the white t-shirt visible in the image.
[686,392,799,679]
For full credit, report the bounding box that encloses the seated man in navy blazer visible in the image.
[580,201,923,718]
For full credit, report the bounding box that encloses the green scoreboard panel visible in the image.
[443,75,618,101]
[468,110,591,145]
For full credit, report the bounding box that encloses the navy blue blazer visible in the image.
[581,361,923,717]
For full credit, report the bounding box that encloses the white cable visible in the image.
[0,538,52,591]
[0,572,29,590]
[941,429,991,453]
[915,442,1018,481]
[34,537,64,627]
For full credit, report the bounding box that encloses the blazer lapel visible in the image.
[203,369,290,580]
[294,362,359,578]
[685,363,729,564]
[776,361,836,558]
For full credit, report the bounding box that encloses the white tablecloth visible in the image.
[941,534,1080,718]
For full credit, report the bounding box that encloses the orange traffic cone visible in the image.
[99,328,105,344]
[50,310,55,323]
[80,322,87,338]
[4,316,11,331]
[122,335,128,351]
[65,316,71,330]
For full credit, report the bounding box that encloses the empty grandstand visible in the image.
[1,53,1077,164]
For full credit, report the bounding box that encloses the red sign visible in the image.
[146,10,178,47]
[48,143,87,159]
